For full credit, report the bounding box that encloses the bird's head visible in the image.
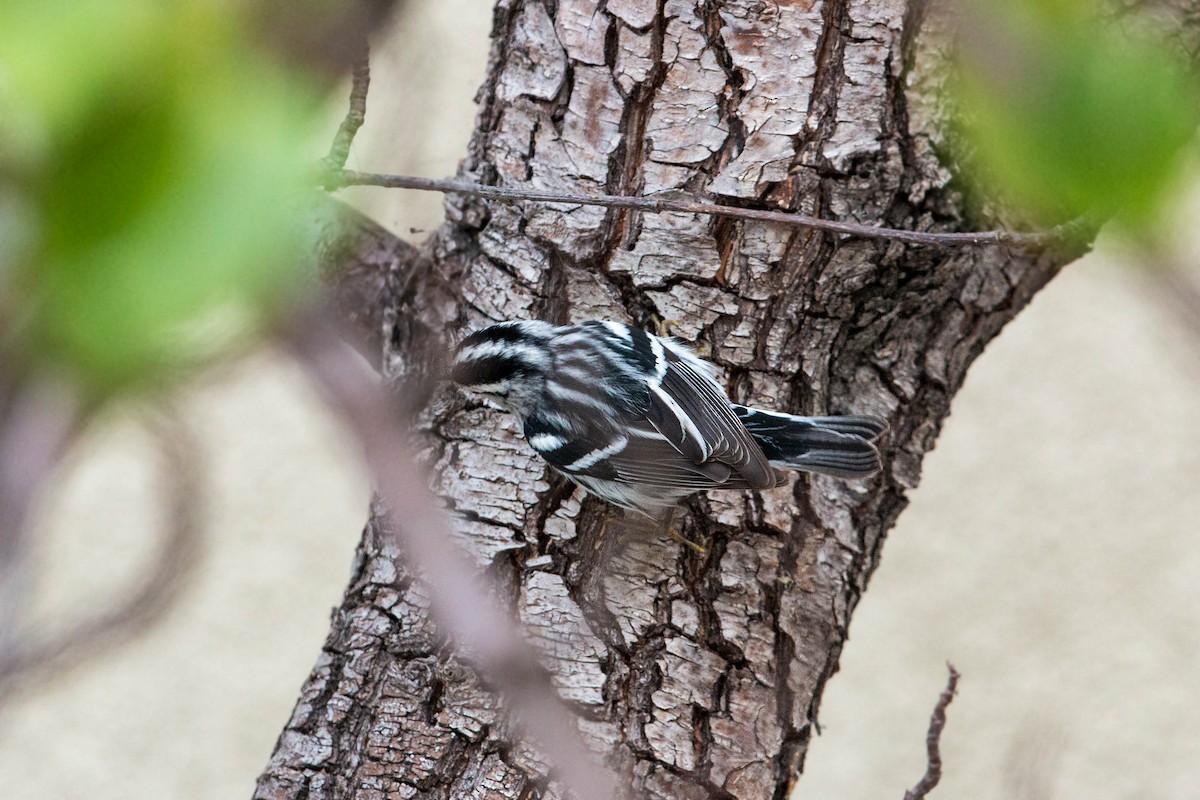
[450,320,555,415]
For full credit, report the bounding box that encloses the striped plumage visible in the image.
[450,320,886,515]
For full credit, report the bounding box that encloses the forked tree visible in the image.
[256,1,1196,798]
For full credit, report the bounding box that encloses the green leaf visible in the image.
[1,0,326,397]
[952,0,1200,228]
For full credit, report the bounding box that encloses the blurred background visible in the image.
[2,1,1199,799]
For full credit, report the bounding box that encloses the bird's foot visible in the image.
[667,524,708,555]
[652,317,681,338]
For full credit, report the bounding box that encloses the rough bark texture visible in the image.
[257,2,1189,799]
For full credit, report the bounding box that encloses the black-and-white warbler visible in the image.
[450,320,886,515]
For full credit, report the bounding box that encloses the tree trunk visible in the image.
[257,2,1190,798]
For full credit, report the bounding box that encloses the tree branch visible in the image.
[329,169,1083,248]
[322,48,372,184]
[903,664,961,800]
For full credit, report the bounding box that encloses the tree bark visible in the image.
[257,2,1192,799]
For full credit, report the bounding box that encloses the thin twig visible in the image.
[322,49,372,183]
[286,309,617,800]
[0,404,203,700]
[331,169,1075,248]
[904,663,961,800]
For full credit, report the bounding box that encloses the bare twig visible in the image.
[330,169,1078,248]
[904,663,961,800]
[0,404,203,699]
[286,309,617,800]
[322,49,372,184]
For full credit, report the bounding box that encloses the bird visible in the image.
[449,319,886,517]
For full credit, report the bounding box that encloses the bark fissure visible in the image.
[800,0,852,172]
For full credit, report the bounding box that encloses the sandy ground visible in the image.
[3,3,1199,798]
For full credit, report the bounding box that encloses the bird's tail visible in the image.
[732,405,886,479]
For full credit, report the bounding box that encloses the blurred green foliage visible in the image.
[0,0,327,398]
[952,0,1199,229]
[5,0,1193,404]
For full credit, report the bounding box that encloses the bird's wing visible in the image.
[529,418,738,490]
[642,338,777,490]
[526,323,776,495]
